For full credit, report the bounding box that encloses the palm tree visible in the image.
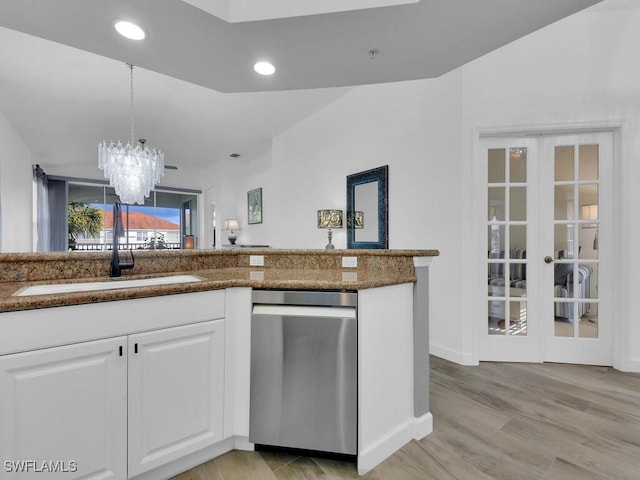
[68,202,103,250]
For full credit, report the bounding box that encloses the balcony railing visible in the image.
[72,242,183,251]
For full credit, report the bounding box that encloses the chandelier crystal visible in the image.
[98,65,164,205]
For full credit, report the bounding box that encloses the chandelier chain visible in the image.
[129,64,135,146]
[98,62,165,205]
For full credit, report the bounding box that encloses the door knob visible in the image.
[544,256,554,264]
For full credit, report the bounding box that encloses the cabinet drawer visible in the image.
[0,290,226,355]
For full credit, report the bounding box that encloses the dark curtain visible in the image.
[48,179,67,251]
[34,165,50,252]
[34,165,68,251]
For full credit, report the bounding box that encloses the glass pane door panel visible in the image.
[509,297,528,336]
[510,225,526,251]
[509,187,526,221]
[580,204,598,222]
[488,187,505,221]
[579,184,598,222]
[552,141,599,339]
[580,225,599,253]
[554,185,574,221]
[487,273,505,293]
[487,146,528,337]
[509,148,527,182]
[488,149,506,183]
[553,263,573,291]
[554,310,573,337]
[575,265,594,299]
[554,224,578,259]
[488,299,505,335]
[579,145,598,181]
[579,303,598,338]
[488,224,505,253]
[554,145,574,181]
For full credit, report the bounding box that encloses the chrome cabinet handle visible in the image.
[544,256,554,264]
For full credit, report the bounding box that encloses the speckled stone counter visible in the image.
[0,249,439,312]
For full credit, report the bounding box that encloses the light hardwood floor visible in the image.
[172,356,640,479]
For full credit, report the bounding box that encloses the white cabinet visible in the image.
[0,319,224,480]
[128,320,224,477]
[0,337,128,479]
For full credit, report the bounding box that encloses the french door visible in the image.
[481,131,613,365]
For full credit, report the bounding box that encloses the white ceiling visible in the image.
[0,27,352,186]
[0,0,603,187]
[182,0,420,23]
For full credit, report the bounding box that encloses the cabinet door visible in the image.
[0,337,127,479]
[127,319,225,477]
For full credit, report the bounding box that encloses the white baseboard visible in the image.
[130,419,436,479]
[429,343,477,366]
[233,435,254,451]
[413,412,433,441]
[357,414,433,475]
[616,358,640,373]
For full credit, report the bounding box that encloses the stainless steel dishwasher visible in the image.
[250,290,357,456]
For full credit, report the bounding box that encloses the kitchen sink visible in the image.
[14,275,203,296]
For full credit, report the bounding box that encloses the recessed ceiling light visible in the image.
[253,61,275,76]
[114,21,146,40]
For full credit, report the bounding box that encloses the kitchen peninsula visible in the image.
[0,249,437,479]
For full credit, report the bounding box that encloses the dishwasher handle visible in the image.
[252,290,357,307]
[252,304,356,319]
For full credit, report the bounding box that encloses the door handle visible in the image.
[544,256,554,264]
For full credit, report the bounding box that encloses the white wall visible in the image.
[214,73,466,359]
[0,113,33,252]
[215,1,640,370]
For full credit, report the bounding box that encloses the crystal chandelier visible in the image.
[98,64,164,205]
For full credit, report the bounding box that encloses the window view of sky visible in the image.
[93,204,180,226]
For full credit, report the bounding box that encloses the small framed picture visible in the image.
[248,188,263,224]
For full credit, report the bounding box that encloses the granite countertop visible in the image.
[0,249,438,313]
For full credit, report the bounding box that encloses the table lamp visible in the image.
[223,219,240,245]
[347,211,364,229]
[317,210,343,249]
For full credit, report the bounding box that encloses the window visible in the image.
[65,182,199,251]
